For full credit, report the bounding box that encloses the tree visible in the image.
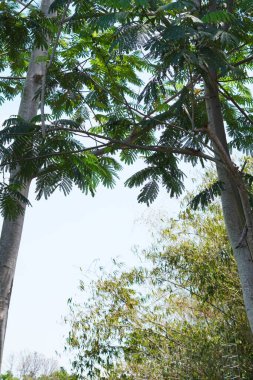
[2,351,75,380]
[66,197,253,379]
[0,0,127,368]
[49,0,253,335]
[15,352,58,379]
[0,0,54,370]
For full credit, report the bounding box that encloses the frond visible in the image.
[49,0,69,12]
[89,11,129,32]
[227,115,253,155]
[137,180,159,206]
[125,167,157,188]
[137,77,166,110]
[110,23,151,54]
[120,149,138,165]
[0,182,31,219]
[189,181,224,210]
[202,10,235,24]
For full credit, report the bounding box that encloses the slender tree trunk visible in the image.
[204,71,253,333]
[0,0,53,370]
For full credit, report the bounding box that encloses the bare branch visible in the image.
[233,55,253,68]
[0,77,26,80]
[17,0,35,14]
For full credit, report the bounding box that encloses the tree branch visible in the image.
[218,84,253,125]
[0,77,26,81]
[233,55,253,68]
[17,0,35,14]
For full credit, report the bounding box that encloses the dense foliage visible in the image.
[1,0,253,210]
[66,198,253,379]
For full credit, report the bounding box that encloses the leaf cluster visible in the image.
[0,116,121,217]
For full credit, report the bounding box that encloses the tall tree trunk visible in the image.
[204,71,253,334]
[0,0,53,370]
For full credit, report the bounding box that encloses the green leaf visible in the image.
[125,167,157,188]
[0,182,31,219]
[202,11,234,24]
[137,180,159,206]
[189,181,224,210]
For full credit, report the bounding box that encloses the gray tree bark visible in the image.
[0,0,53,370]
[204,71,253,334]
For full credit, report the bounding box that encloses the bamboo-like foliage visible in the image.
[66,199,253,379]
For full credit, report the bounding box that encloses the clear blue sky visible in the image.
[1,96,198,372]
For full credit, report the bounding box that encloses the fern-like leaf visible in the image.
[137,180,159,206]
[0,183,31,219]
[189,181,224,210]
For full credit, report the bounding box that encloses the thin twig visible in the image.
[0,77,26,80]
[234,55,253,68]
[218,85,253,125]
[17,0,35,14]
[240,159,248,173]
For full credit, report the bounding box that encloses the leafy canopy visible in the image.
[1,0,253,213]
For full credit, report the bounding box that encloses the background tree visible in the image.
[66,190,253,379]
[15,352,58,379]
[0,368,76,380]
[1,352,75,380]
[0,372,18,380]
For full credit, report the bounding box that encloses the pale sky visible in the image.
[1,97,198,372]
